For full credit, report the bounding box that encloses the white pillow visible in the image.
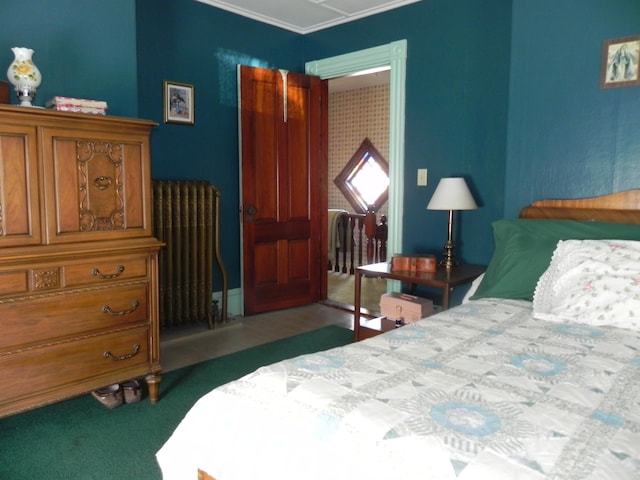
[533,239,640,330]
[462,273,484,303]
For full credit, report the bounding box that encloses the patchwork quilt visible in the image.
[157,299,640,479]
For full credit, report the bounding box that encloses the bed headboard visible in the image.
[519,189,640,224]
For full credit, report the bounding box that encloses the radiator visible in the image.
[152,180,227,329]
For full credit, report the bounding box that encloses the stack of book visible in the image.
[45,96,108,115]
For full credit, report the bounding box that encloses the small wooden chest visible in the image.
[390,254,437,273]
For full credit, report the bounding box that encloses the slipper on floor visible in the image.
[91,384,123,409]
[122,379,142,404]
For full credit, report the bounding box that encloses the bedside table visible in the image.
[354,262,485,341]
[357,317,398,340]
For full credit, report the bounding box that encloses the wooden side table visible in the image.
[354,262,485,341]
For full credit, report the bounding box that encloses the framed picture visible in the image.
[600,35,640,89]
[164,81,194,124]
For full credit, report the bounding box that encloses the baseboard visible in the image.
[212,288,242,317]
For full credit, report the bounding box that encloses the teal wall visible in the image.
[2,0,639,293]
[506,0,640,218]
[0,0,138,117]
[135,0,303,288]
[304,0,512,267]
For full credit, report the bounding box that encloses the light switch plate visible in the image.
[417,168,428,186]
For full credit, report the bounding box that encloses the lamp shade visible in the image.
[426,177,477,211]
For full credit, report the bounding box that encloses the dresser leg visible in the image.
[145,373,162,404]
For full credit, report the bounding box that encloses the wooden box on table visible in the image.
[380,292,433,323]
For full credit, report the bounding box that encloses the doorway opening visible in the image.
[306,39,407,314]
[325,71,390,312]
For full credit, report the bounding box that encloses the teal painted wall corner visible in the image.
[506,0,640,218]
[0,0,138,117]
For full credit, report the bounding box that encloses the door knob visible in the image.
[245,204,256,222]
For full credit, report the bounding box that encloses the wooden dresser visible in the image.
[0,105,162,417]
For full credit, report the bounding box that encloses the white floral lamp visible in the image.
[7,47,42,106]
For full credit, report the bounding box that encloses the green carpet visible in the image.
[0,325,353,480]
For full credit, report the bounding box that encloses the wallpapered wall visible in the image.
[328,82,390,222]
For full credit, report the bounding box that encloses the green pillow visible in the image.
[471,219,640,301]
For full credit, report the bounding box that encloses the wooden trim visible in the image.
[0,81,9,104]
[198,469,216,480]
[519,189,640,224]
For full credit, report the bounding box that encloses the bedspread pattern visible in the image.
[157,299,640,479]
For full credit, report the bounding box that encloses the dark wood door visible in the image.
[239,66,327,315]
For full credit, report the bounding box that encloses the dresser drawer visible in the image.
[0,283,148,350]
[0,255,148,298]
[0,326,150,405]
[64,255,148,287]
[0,266,62,296]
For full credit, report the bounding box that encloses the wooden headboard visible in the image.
[519,189,640,224]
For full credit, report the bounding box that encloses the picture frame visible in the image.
[164,81,194,124]
[600,35,640,89]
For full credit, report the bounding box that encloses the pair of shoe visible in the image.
[91,380,142,409]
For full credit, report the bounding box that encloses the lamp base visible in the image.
[439,240,458,269]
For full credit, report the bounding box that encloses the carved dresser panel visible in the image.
[0,105,162,417]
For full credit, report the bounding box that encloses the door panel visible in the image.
[0,124,41,247]
[240,66,327,315]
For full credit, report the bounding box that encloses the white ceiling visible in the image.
[196,0,422,34]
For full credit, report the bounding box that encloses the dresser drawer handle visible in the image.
[91,265,125,279]
[103,344,141,361]
[102,300,140,316]
[94,175,112,190]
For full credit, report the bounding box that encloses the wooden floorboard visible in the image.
[161,271,386,372]
[161,303,354,372]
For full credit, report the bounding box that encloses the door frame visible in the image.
[305,40,407,281]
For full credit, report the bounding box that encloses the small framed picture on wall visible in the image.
[600,35,640,89]
[164,81,195,124]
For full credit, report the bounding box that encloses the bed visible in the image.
[157,191,640,479]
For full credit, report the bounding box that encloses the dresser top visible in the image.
[0,104,157,129]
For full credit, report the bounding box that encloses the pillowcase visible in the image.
[532,239,640,330]
[470,219,640,301]
[462,273,484,303]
